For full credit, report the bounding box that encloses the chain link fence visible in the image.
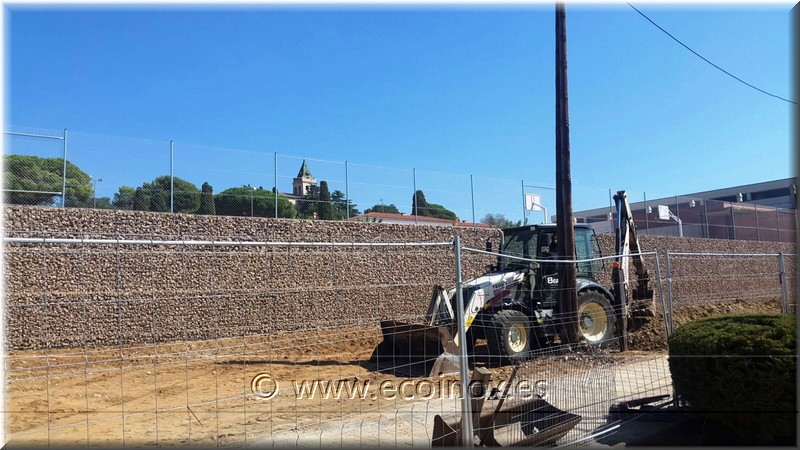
[584,195,796,243]
[3,126,554,226]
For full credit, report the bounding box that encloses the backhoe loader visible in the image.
[370,190,654,377]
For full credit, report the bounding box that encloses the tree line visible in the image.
[3,155,508,224]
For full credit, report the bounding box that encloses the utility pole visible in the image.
[555,1,578,346]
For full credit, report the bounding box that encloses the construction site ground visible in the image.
[5,299,784,447]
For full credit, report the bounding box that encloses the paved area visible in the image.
[254,354,673,447]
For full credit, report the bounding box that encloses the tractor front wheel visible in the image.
[577,291,616,348]
[486,309,531,364]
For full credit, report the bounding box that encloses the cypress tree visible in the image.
[318,180,333,220]
[198,182,216,215]
[413,190,428,216]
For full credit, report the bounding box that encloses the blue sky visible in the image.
[4,4,794,222]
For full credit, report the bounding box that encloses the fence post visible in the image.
[470,174,475,226]
[654,252,669,338]
[730,207,736,240]
[665,250,674,335]
[345,160,350,220]
[754,204,760,241]
[170,140,174,213]
[521,180,526,225]
[61,129,68,207]
[778,252,789,313]
[453,235,474,446]
[608,189,614,232]
[274,152,278,218]
[664,248,680,408]
[703,200,709,238]
[413,169,418,225]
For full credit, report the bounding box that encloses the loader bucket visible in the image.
[370,320,456,377]
[432,397,581,447]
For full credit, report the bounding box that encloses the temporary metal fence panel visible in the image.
[4,234,472,447]
[662,251,796,335]
[5,225,795,447]
[457,246,672,447]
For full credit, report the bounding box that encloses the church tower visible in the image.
[292,160,317,197]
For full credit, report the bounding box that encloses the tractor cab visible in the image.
[500,224,603,274]
[499,224,604,307]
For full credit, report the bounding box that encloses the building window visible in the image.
[749,187,791,201]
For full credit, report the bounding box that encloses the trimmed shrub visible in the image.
[668,314,797,444]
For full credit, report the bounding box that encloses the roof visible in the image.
[296,160,313,179]
[574,177,796,218]
[503,223,592,233]
[348,212,493,228]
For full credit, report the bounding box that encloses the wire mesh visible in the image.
[4,233,483,447]
[3,126,66,206]
[664,252,794,330]
[596,196,796,243]
[3,127,566,227]
[4,219,794,447]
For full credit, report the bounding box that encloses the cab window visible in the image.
[575,229,594,277]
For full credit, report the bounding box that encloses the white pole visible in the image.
[453,235,474,446]
[170,141,174,213]
[61,129,68,207]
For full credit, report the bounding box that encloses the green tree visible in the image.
[297,184,320,219]
[132,187,150,211]
[412,190,427,216]
[481,213,522,228]
[112,186,136,210]
[93,197,114,209]
[3,155,93,206]
[364,203,400,214]
[214,186,296,218]
[317,181,334,220]
[413,189,457,220]
[150,190,168,212]
[112,176,200,213]
[197,182,216,215]
[150,176,200,213]
[331,190,359,219]
[424,202,457,220]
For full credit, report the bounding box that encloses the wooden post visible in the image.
[555,1,578,346]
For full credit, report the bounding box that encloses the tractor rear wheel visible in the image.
[577,291,616,348]
[486,309,531,363]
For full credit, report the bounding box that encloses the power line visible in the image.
[627,2,796,106]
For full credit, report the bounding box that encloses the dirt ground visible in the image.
[6,326,391,447]
[5,298,786,447]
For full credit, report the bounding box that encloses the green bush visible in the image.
[668,314,796,444]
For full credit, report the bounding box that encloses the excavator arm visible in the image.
[612,191,655,342]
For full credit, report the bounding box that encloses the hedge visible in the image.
[668,314,797,444]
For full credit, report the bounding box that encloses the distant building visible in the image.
[292,160,317,197]
[349,212,493,228]
[572,178,796,242]
[280,160,318,205]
